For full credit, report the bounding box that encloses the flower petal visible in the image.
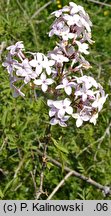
[29,59,38,67]
[46,78,54,85]
[42,83,48,92]
[34,79,42,85]
[53,100,62,109]
[64,98,71,107]
[58,109,65,118]
[65,86,72,95]
[66,106,73,115]
[50,118,59,125]
[76,117,83,127]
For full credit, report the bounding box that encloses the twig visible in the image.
[94,122,111,161]
[31,1,52,20]
[47,171,73,200]
[35,125,51,199]
[30,170,37,192]
[36,149,111,197]
[76,122,111,158]
[0,42,6,61]
[14,157,25,178]
[87,0,111,7]
[35,169,44,199]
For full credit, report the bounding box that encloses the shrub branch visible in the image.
[36,149,111,197]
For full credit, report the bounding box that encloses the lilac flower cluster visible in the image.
[3,2,108,127]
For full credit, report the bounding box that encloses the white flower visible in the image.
[47,99,70,127]
[76,41,89,54]
[29,53,44,76]
[72,112,90,127]
[59,26,75,41]
[53,98,73,118]
[43,56,55,75]
[34,72,54,92]
[92,91,108,112]
[90,113,98,125]
[29,53,54,76]
[56,78,76,95]
[50,53,69,64]
[69,2,81,14]
[63,14,81,27]
[72,113,83,127]
[69,2,87,17]
[80,17,91,32]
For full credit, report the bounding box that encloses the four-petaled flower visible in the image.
[47,99,71,127]
[76,41,89,54]
[53,98,73,118]
[50,53,69,64]
[34,72,54,92]
[56,78,76,95]
[29,53,55,76]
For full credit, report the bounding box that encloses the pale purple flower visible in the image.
[75,87,95,102]
[82,31,94,44]
[49,21,65,37]
[51,6,70,18]
[14,59,35,84]
[7,41,24,56]
[34,72,54,92]
[47,99,58,117]
[2,54,17,75]
[11,83,25,98]
[73,75,100,102]
[75,76,98,89]
[50,115,70,127]
[49,22,75,41]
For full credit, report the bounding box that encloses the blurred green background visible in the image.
[0,0,111,200]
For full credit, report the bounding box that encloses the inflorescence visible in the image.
[3,2,108,127]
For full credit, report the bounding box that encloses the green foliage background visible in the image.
[0,0,111,200]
